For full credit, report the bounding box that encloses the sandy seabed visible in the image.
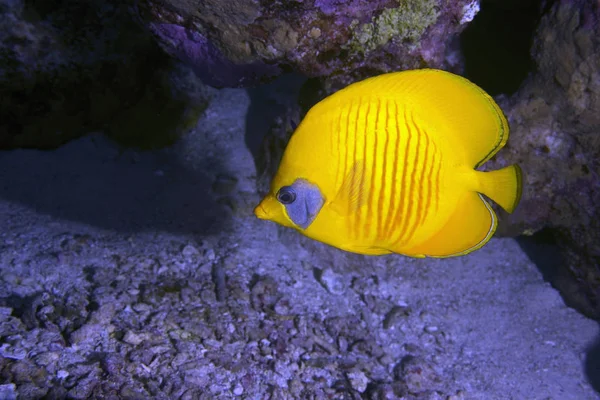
[0,88,598,399]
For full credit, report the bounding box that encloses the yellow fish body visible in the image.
[254,69,522,258]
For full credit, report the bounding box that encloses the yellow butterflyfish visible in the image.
[254,69,523,258]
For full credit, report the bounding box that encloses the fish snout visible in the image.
[254,200,270,219]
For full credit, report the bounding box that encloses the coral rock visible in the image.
[488,0,600,319]
[136,0,480,87]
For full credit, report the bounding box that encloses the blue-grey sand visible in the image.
[0,87,598,399]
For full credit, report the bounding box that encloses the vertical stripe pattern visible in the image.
[332,98,443,247]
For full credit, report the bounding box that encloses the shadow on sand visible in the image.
[0,133,231,236]
[518,231,600,394]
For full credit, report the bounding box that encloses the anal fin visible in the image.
[400,193,497,258]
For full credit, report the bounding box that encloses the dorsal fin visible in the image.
[322,69,509,168]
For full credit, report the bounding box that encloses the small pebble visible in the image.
[132,303,151,313]
[447,390,466,400]
[57,370,69,380]
[232,384,244,396]
[123,331,146,345]
[204,339,223,349]
[309,27,322,38]
[0,344,26,360]
[260,338,271,346]
[35,351,59,366]
[0,384,17,400]
[317,267,345,294]
[425,326,439,333]
[211,261,227,301]
[337,336,348,352]
[347,370,369,393]
[274,299,291,315]
[182,244,201,263]
[205,248,216,261]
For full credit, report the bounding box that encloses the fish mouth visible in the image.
[254,202,269,219]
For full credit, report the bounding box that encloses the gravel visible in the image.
[0,86,598,399]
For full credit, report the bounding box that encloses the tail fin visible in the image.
[476,165,523,213]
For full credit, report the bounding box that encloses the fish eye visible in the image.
[276,186,296,204]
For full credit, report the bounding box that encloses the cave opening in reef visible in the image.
[460,0,548,96]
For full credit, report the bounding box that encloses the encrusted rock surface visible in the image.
[485,0,600,319]
[250,0,600,320]
[0,0,212,149]
[136,0,480,87]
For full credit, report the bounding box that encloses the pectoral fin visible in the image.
[330,160,368,216]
